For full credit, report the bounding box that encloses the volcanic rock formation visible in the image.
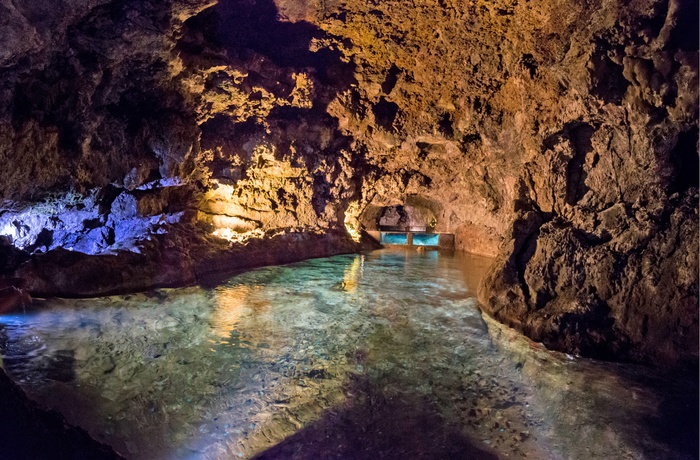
[0,0,697,368]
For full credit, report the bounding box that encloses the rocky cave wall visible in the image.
[275,0,699,367]
[0,0,366,295]
[0,0,697,367]
[0,0,360,247]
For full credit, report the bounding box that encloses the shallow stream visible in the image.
[0,250,696,459]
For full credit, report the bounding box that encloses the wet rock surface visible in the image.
[480,191,699,368]
[16,227,361,297]
[482,312,699,460]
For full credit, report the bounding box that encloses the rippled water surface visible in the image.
[0,250,696,459]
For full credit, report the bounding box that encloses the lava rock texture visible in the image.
[0,0,697,367]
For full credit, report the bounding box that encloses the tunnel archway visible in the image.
[375,205,436,232]
[359,195,442,233]
[356,195,453,248]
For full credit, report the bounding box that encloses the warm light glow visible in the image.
[199,143,319,243]
[344,201,362,242]
[341,255,364,291]
[199,178,264,243]
[211,227,266,243]
[210,285,270,341]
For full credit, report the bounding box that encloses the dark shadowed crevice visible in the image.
[372,97,399,131]
[185,0,356,88]
[381,63,401,94]
[588,44,629,104]
[565,122,595,205]
[669,126,699,194]
[514,228,538,307]
[438,112,454,138]
[521,53,538,78]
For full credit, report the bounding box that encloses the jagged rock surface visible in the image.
[0,0,364,294]
[17,227,361,297]
[0,0,696,368]
[265,0,698,367]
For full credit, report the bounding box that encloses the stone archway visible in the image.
[359,195,441,233]
[376,205,436,232]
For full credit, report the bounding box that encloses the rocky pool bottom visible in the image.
[0,249,696,459]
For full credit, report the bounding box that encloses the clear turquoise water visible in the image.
[379,232,408,245]
[0,250,695,459]
[412,233,440,246]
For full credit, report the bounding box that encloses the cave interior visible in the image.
[0,0,697,458]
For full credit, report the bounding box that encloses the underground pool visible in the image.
[0,249,696,459]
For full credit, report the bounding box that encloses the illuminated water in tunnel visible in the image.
[412,233,440,246]
[379,232,408,245]
[0,250,696,459]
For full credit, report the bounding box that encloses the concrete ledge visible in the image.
[366,231,455,250]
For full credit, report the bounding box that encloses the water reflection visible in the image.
[0,249,695,460]
[340,254,363,291]
[211,286,270,343]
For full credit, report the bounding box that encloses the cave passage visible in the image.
[0,250,695,460]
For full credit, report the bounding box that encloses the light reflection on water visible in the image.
[0,249,695,460]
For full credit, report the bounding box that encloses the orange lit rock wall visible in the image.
[0,0,696,366]
[271,0,699,367]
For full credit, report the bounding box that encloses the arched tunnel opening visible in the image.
[354,197,454,249]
